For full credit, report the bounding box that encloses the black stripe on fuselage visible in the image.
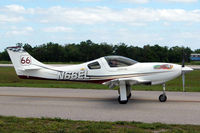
[18,75,112,84]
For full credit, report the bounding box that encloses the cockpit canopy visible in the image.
[104,56,138,67]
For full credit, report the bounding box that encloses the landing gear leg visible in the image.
[126,84,132,99]
[159,83,167,102]
[118,81,128,104]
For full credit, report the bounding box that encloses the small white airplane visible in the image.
[7,46,193,104]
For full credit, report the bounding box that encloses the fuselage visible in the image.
[18,56,182,85]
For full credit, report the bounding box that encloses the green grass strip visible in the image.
[0,116,200,133]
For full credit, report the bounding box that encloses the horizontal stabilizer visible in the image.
[18,65,41,71]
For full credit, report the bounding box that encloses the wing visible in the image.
[103,77,151,88]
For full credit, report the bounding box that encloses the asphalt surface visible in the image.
[0,64,13,67]
[0,87,200,125]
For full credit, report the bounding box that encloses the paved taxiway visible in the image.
[0,87,200,125]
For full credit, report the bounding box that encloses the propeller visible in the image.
[182,71,185,92]
[182,49,185,92]
[181,48,194,92]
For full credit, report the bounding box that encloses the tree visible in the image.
[114,43,128,57]
[0,41,196,63]
[64,44,81,62]
[0,49,10,61]
[194,49,200,53]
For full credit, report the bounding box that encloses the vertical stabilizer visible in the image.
[7,46,45,76]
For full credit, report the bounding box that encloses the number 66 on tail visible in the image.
[20,55,31,65]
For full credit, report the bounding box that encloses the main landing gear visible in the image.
[118,96,128,104]
[127,93,132,99]
[118,93,132,104]
[159,83,167,102]
[117,82,167,104]
[118,81,132,104]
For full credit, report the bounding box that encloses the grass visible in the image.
[185,61,200,65]
[0,61,11,64]
[0,67,200,92]
[0,67,108,89]
[0,116,200,133]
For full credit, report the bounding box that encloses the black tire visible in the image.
[118,96,128,104]
[127,93,132,99]
[159,94,167,102]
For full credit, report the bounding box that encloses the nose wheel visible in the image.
[159,83,167,102]
[159,94,167,102]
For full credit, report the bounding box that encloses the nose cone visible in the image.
[182,66,193,73]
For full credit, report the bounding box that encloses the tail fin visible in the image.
[7,46,45,76]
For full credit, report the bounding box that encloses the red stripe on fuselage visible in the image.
[18,75,112,84]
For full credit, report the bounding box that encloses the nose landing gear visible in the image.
[159,94,167,102]
[159,83,167,102]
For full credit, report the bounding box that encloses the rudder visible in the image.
[7,46,44,76]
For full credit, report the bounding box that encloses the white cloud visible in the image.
[6,26,34,36]
[174,32,200,39]
[4,4,25,13]
[43,26,73,32]
[122,0,198,3]
[163,22,171,26]
[37,6,110,24]
[40,19,49,23]
[119,0,149,4]
[113,28,164,44]
[120,0,198,3]
[158,0,198,3]
[24,26,34,31]
[0,5,27,23]
[0,14,25,23]
[158,9,200,22]
[0,4,34,14]
[78,0,101,2]
[77,0,198,3]
[1,5,200,25]
[32,6,200,25]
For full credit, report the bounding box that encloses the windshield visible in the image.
[104,56,138,67]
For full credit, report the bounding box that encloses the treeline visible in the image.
[0,40,199,63]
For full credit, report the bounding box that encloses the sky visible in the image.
[0,0,200,51]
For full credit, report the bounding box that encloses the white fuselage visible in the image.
[18,57,182,85]
[6,46,193,104]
